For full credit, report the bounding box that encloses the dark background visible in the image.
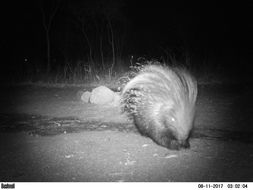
[1,0,253,83]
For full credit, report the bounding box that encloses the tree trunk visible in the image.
[39,0,60,74]
[100,35,105,70]
[81,23,93,64]
[108,19,115,73]
[46,30,51,73]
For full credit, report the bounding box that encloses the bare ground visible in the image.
[0,84,253,182]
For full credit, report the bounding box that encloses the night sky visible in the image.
[1,0,253,81]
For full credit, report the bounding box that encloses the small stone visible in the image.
[80,91,91,103]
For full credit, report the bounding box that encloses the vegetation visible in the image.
[2,0,249,86]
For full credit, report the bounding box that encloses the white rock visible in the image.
[108,92,121,107]
[90,86,115,105]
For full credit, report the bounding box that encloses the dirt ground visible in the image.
[0,84,253,182]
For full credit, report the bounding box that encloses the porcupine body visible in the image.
[121,64,198,150]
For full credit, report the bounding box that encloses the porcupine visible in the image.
[121,64,198,150]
